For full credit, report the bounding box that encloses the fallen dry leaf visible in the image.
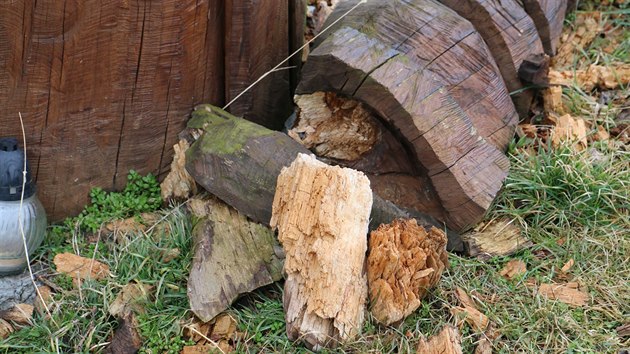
[0,303,34,325]
[109,282,153,318]
[54,253,110,283]
[451,288,489,333]
[538,282,588,307]
[499,259,527,280]
[561,259,575,273]
[0,318,14,339]
[106,313,143,354]
[462,219,532,259]
[416,325,462,354]
[592,125,610,142]
[516,124,538,139]
[550,114,588,150]
[617,323,630,338]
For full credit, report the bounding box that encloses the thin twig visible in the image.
[223,0,368,110]
[17,112,57,325]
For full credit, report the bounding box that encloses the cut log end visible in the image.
[367,219,448,325]
[271,153,371,350]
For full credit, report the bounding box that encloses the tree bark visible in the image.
[521,0,569,55]
[270,153,371,350]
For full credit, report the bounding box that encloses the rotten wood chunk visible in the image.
[438,0,545,117]
[367,219,448,326]
[298,0,515,232]
[416,325,463,354]
[185,104,463,251]
[270,154,371,350]
[187,197,284,323]
[522,0,569,55]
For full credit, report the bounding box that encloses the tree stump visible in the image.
[522,0,569,55]
[270,153,372,350]
[295,0,516,232]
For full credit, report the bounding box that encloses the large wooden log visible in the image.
[185,104,464,251]
[0,1,294,220]
[437,0,545,117]
[270,153,371,350]
[296,0,515,231]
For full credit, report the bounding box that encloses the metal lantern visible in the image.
[0,137,47,275]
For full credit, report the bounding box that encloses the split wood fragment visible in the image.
[271,153,371,350]
[416,325,463,354]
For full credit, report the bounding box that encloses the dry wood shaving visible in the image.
[160,139,197,200]
[542,86,567,115]
[0,318,13,339]
[416,325,463,354]
[537,282,589,307]
[499,259,527,280]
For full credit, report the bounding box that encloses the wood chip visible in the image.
[451,288,489,333]
[549,64,630,91]
[416,325,463,354]
[181,341,232,354]
[560,259,575,273]
[462,219,532,259]
[499,259,527,280]
[105,313,143,354]
[553,12,602,68]
[53,253,110,284]
[161,248,181,263]
[538,282,588,307]
[211,313,237,341]
[550,114,588,150]
[0,303,34,325]
[0,318,14,339]
[543,86,566,115]
[161,139,198,200]
[109,282,153,318]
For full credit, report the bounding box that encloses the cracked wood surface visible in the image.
[297,0,515,231]
[0,1,293,220]
[270,153,371,350]
[522,0,569,55]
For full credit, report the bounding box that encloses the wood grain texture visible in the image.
[0,0,224,220]
[297,0,515,231]
[225,0,292,130]
[437,0,544,117]
[270,153,371,350]
[522,0,568,55]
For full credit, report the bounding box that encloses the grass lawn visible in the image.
[1,1,628,353]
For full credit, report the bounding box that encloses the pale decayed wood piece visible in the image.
[416,325,463,354]
[522,0,569,55]
[367,219,448,325]
[298,0,515,232]
[270,154,372,350]
[438,0,545,117]
[187,197,284,323]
